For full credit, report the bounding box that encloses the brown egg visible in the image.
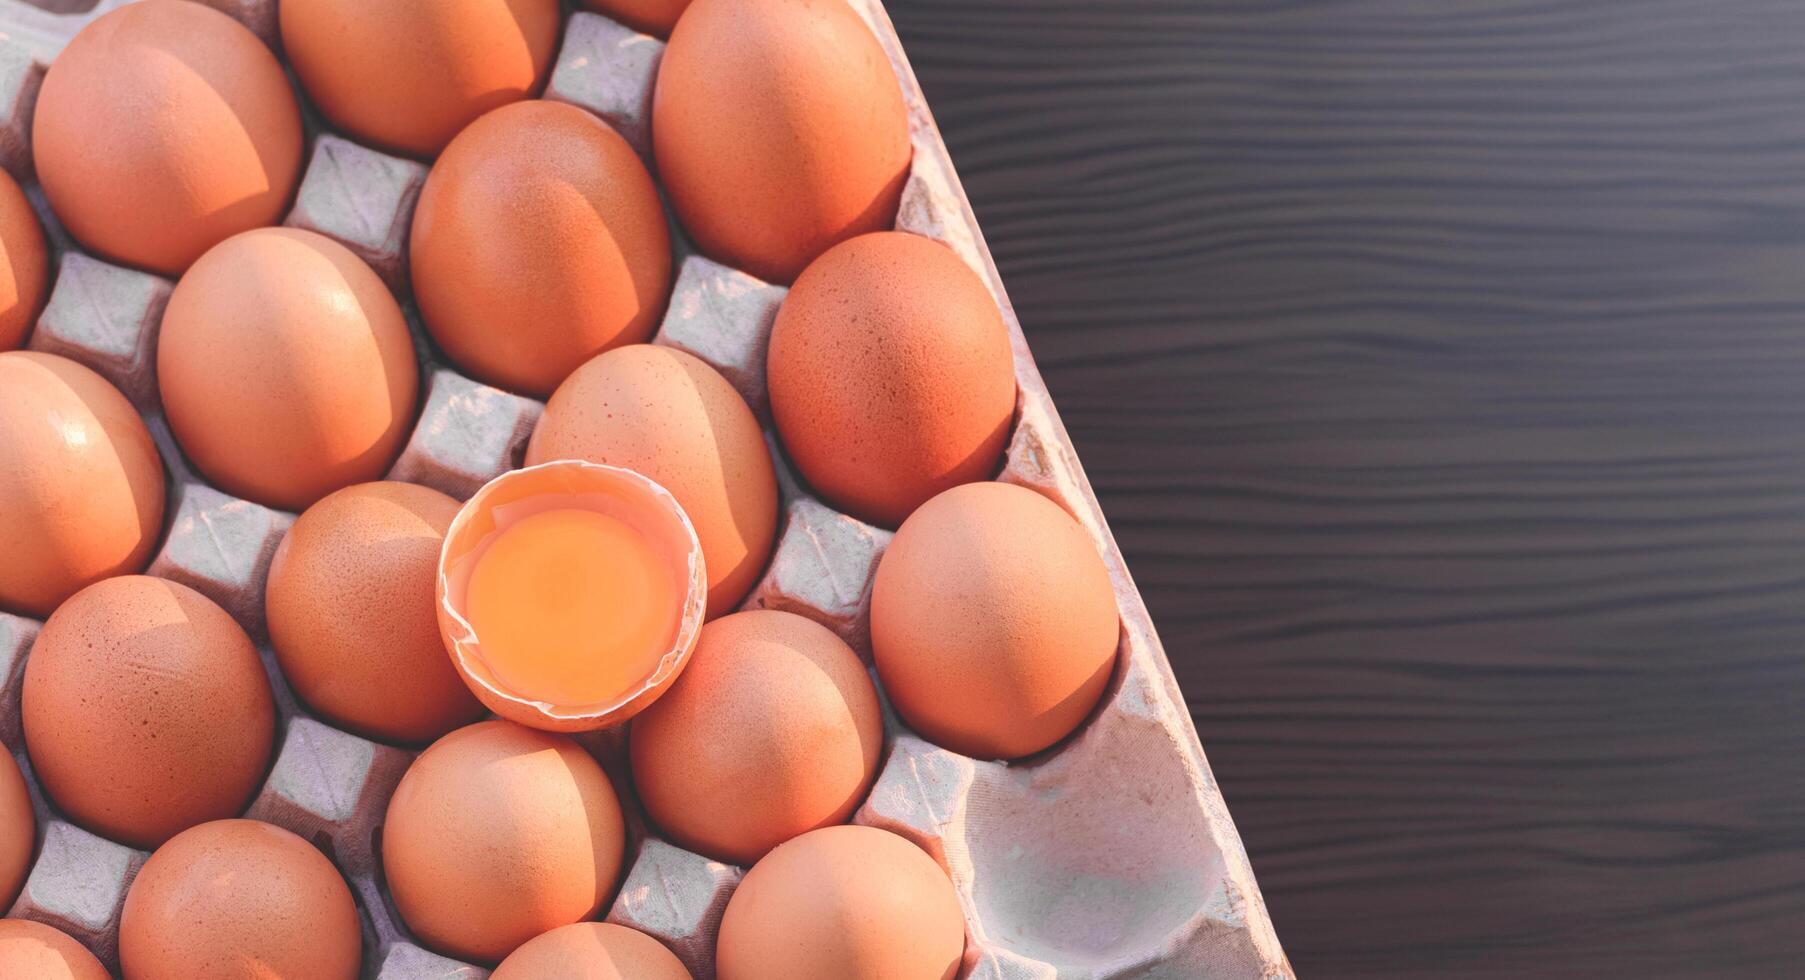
[577,0,691,37]
[383,720,626,964]
[0,920,109,980]
[872,482,1119,760]
[0,750,32,909]
[32,1,302,275]
[768,232,1015,527]
[653,0,911,284]
[0,168,46,350]
[267,482,485,744]
[412,100,672,397]
[493,922,692,980]
[158,227,419,513]
[0,351,165,618]
[281,0,560,159]
[22,576,275,849]
[717,825,964,980]
[632,610,881,866]
[528,345,776,616]
[120,819,360,980]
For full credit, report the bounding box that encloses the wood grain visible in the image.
[889,1,1805,976]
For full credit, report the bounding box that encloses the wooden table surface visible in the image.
[890,1,1805,976]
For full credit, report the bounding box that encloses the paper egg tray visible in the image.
[0,1,1292,977]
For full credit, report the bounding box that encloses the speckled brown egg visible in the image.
[493,922,692,980]
[267,482,484,744]
[412,100,671,397]
[872,482,1119,760]
[383,720,626,964]
[0,750,32,909]
[633,610,881,866]
[32,0,302,275]
[653,0,911,284]
[0,168,46,350]
[717,825,964,980]
[0,920,109,980]
[578,0,690,37]
[120,819,360,980]
[158,227,418,513]
[768,232,1015,528]
[22,576,275,850]
[0,351,165,618]
[527,345,776,616]
[281,0,560,159]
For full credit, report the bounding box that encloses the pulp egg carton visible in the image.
[0,0,1292,977]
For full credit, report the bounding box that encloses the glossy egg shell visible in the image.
[0,749,31,910]
[0,167,47,350]
[653,0,911,284]
[716,824,964,980]
[412,100,672,398]
[382,720,626,964]
[493,922,692,980]
[632,610,882,866]
[576,0,690,37]
[120,819,361,980]
[281,0,561,159]
[527,345,776,616]
[0,920,109,980]
[158,227,419,513]
[0,351,165,618]
[768,231,1016,528]
[22,576,275,849]
[32,0,302,275]
[267,482,485,744]
[872,482,1121,760]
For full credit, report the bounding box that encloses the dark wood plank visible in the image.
[889,1,1805,976]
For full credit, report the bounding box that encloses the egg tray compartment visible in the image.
[0,1,1292,977]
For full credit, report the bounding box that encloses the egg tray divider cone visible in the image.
[0,1,1293,977]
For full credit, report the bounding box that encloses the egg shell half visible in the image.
[716,824,964,980]
[22,576,276,850]
[412,100,672,398]
[266,481,485,745]
[653,0,911,284]
[281,0,561,159]
[436,460,707,732]
[0,167,47,350]
[120,819,361,980]
[493,922,693,980]
[527,345,776,617]
[0,749,32,909]
[872,481,1121,760]
[632,610,882,866]
[382,720,627,964]
[158,227,419,513]
[768,231,1017,528]
[32,0,303,275]
[0,351,165,618]
[0,919,110,980]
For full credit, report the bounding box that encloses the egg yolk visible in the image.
[463,508,682,706]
